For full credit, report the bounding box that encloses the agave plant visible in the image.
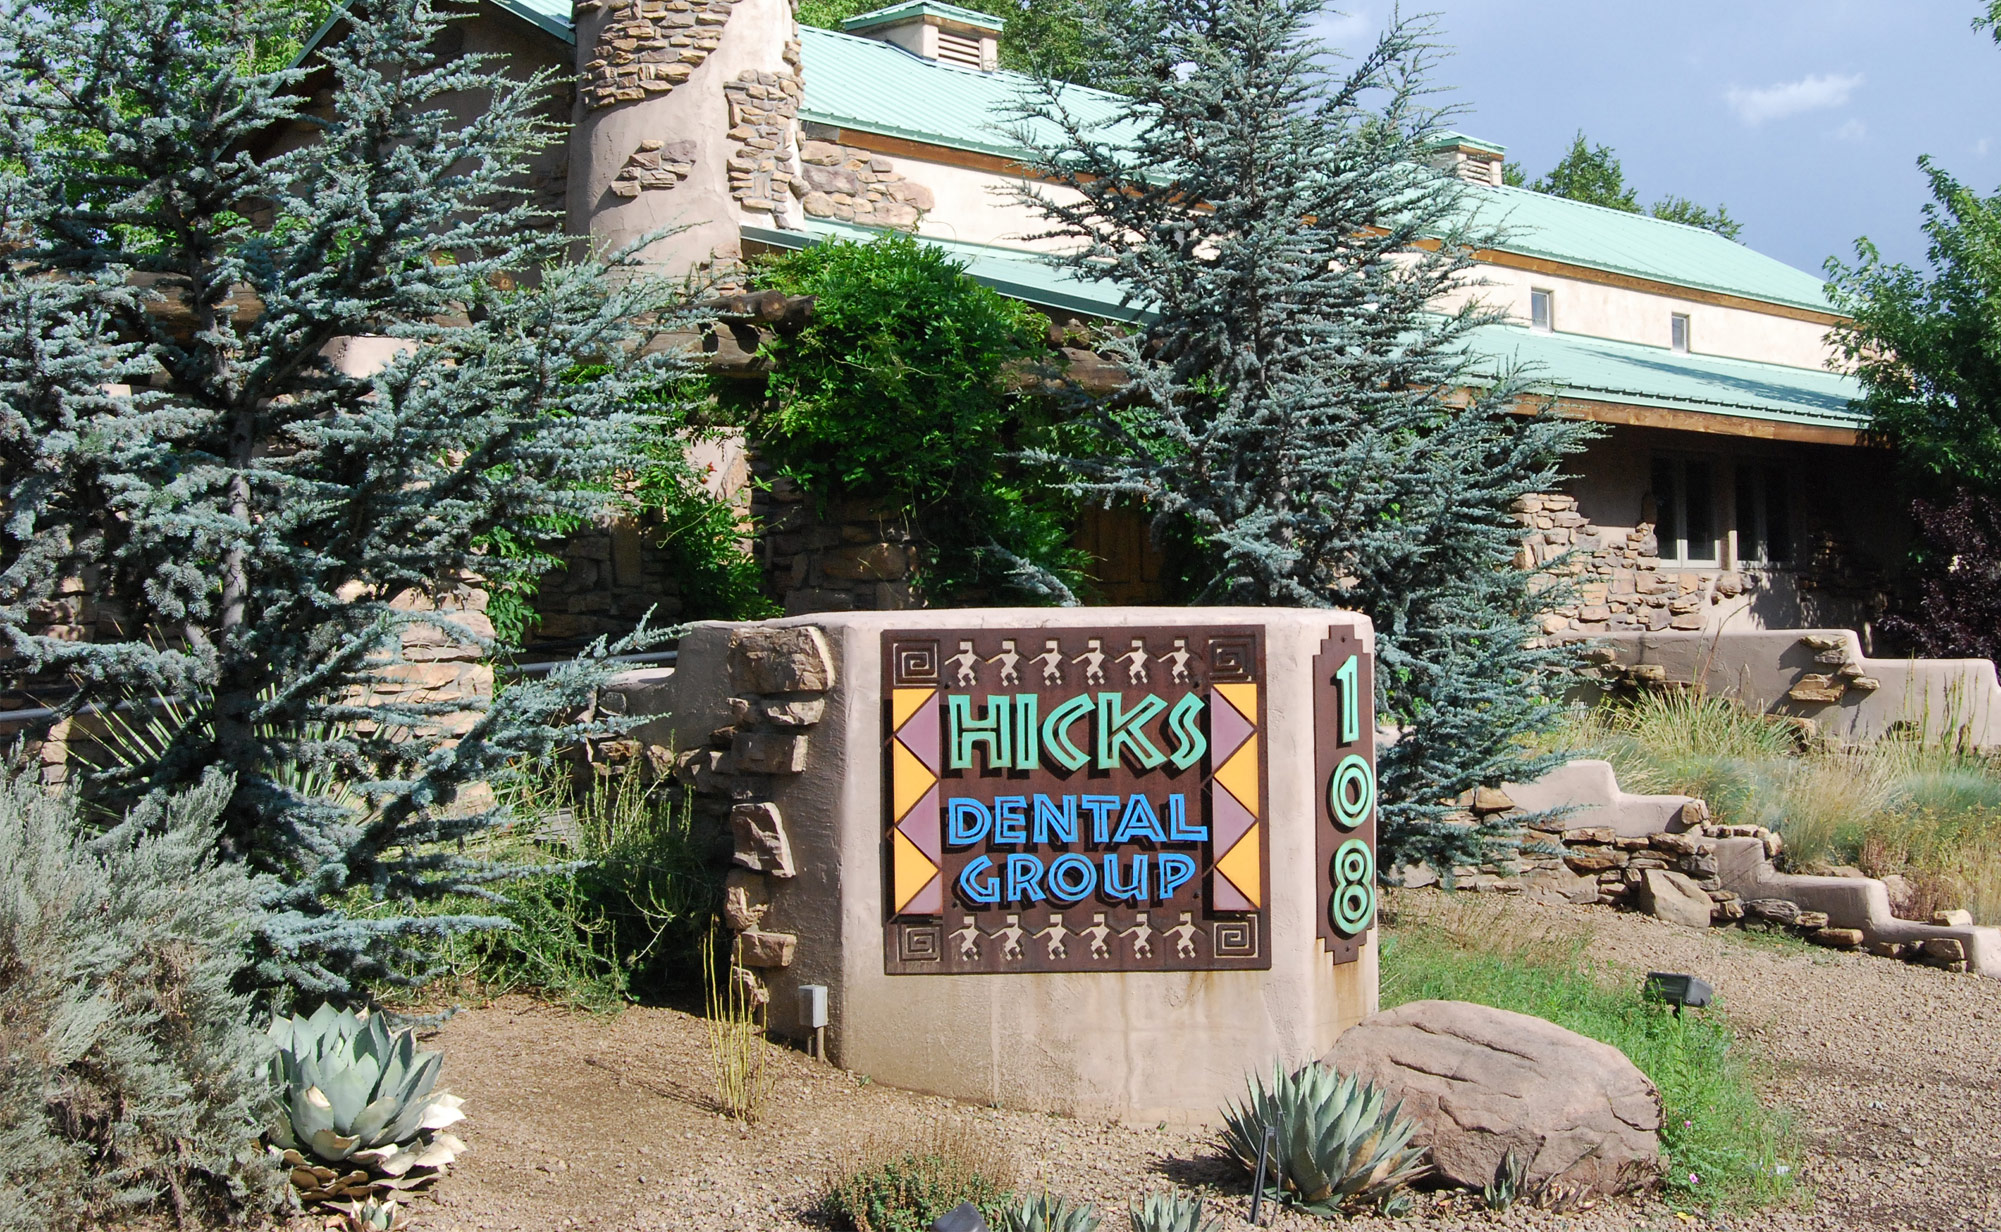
[1219,1061,1429,1215]
[1127,1190,1218,1232]
[322,1197,411,1231]
[1484,1148,1530,1211]
[999,1191,1101,1232]
[269,1004,466,1203]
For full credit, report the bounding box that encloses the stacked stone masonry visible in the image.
[1442,798,1978,972]
[724,47,803,221]
[750,470,922,615]
[577,0,739,111]
[796,138,934,230]
[1512,492,1736,637]
[610,139,697,198]
[664,626,835,1005]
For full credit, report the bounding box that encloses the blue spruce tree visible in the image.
[1009,0,1594,872]
[0,0,700,994]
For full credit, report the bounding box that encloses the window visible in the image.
[1671,312,1691,354]
[1735,465,1793,564]
[1650,456,1718,564]
[1530,288,1552,332]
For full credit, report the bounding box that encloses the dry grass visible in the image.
[1555,691,2001,921]
[702,925,776,1123]
[819,1120,1017,1232]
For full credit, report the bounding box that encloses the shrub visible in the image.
[397,761,724,1010]
[744,232,1084,603]
[821,1124,1015,1232]
[0,771,283,1231]
[1380,893,1794,1210]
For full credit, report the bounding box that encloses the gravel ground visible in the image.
[359,892,2001,1232]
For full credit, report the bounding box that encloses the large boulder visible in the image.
[1321,1000,1660,1195]
[1637,869,1713,929]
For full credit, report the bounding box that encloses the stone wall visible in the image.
[795,136,935,229]
[749,470,921,616]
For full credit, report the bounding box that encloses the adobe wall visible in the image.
[1579,626,2001,749]
[607,608,1382,1123]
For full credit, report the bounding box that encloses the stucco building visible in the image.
[306,0,1894,640]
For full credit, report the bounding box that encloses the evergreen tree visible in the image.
[0,0,699,996]
[1007,0,1592,871]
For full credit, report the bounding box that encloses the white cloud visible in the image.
[1725,72,1864,126]
[1978,137,1993,158]
[1311,7,1375,49]
[1832,118,1868,143]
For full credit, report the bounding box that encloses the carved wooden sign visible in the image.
[1314,625,1377,964]
[882,627,1271,974]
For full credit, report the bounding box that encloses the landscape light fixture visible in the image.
[929,1201,990,1232]
[1644,971,1714,1015]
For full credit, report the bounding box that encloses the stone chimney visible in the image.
[1425,133,1506,188]
[841,0,1001,72]
[569,0,805,281]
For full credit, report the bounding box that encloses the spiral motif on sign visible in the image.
[1329,753,1374,830]
[1330,839,1375,936]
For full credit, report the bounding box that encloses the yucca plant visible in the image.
[1219,1062,1429,1216]
[999,1192,1101,1232]
[1127,1190,1218,1232]
[268,1004,467,1203]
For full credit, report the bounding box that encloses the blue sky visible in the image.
[1314,1,2001,279]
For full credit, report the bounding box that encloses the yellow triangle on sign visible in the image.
[1212,681,1258,729]
[890,687,935,732]
[1216,821,1262,909]
[891,827,939,915]
[890,736,936,823]
[1213,732,1260,816]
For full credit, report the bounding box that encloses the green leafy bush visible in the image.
[0,771,284,1231]
[821,1126,1015,1232]
[1381,893,1794,1210]
[746,233,1084,603]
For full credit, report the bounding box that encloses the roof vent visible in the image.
[842,1,1002,72]
[1425,132,1506,187]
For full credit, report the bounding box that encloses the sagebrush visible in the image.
[821,1124,1015,1232]
[0,771,283,1231]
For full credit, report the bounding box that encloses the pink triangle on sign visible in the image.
[1210,784,1255,853]
[1208,692,1254,765]
[898,784,942,863]
[900,699,941,775]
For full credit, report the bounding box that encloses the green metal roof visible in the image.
[1460,186,1835,314]
[1469,324,1864,429]
[842,1,1005,33]
[1429,131,1507,156]
[742,219,1152,322]
[798,25,1140,161]
[790,27,1833,314]
[745,218,1862,429]
[313,7,1837,319]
